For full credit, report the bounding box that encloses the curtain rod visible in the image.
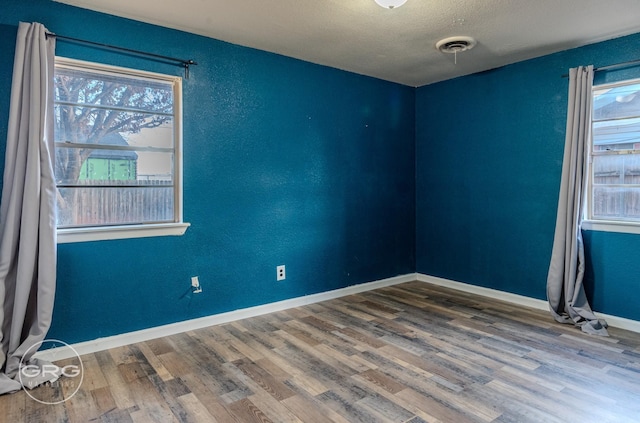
[45,32,197,79]
[561,58,640,78]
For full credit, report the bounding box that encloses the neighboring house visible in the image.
[78,133,138,181]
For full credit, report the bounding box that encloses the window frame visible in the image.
[54,57,189,243]
[583,76,640,235]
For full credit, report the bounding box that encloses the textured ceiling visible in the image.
[54,0,640,87]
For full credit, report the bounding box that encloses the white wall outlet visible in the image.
[191,276,202,293]
[277,265,286,281]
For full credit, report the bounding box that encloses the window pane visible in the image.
[57,186,175,228]
[55,67,173,113]
[592,186,640,221]
[592,118,640,151]
[55,147,174,185]
[593,83,640,121]
[55,104,174,148]
[592,155,640,185]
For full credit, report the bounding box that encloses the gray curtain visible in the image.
[547,65,608,336]
[0,22,60,394]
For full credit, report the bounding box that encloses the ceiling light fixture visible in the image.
[435,36,476,64]
[374,0,408,9]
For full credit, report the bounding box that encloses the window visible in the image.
[586,78,640,232]
[54,58,188,242]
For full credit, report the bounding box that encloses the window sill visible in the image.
[581,220,640,235]
[57,222,190,244]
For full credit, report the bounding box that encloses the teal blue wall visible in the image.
[416,33,640,321]
[0,0,415,343]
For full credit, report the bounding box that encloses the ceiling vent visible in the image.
[435,36,476,64]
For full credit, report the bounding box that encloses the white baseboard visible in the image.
[35,273,416,361]
[416,274,549,311]
[36,272,640,361]
[416,273,640,334]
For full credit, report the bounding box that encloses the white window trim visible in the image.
[581,219,640,234]
[58,223,191,243]
[54,57,189,243]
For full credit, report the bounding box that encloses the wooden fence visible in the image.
[57,180,174,227]
[592,154,640,220]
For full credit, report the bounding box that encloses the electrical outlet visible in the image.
[191,276,202,293]
[277,265,286,281]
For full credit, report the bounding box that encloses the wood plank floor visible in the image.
[1,281,640,422]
